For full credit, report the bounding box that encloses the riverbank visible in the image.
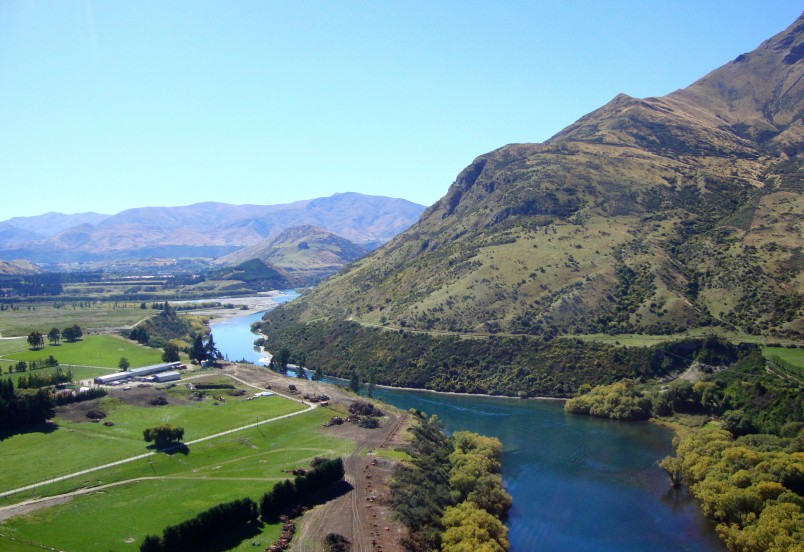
[211,307,726,551]
[179,291,294,321]
[373,382,567,402]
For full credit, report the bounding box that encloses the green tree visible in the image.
[204,333,222,361]
[313,365,324,381]
[367,367,376,398]
[273,348,290,374]
[189,334,206,364]
[118,357,130,371]
[162,343,180,363]
[349,366,360,394]
[143,424,185,449]
[27,330,45,350]
[659,455,684,487]
[47,327,61,346]
[62,324,83,343]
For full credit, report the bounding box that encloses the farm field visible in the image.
[0,388,306,494]
[0,302,150,338]
[0,407,346,551]
[2,334,164,368]
[762,345,804,368]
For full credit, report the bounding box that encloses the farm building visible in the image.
[94,362,182,385]
[152,371,180,383]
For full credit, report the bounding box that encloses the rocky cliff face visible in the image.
[271,15,803,339]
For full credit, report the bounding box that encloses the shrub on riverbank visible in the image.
[662,427,803,551]
[564,380,652,420]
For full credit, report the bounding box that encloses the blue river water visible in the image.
[211,293,724,551]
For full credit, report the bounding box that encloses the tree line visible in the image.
[26,325,82,350]
[565,346,802,550]
[565,349,802,436]
[391,413,511,551]
[141,457,345,551]
[0,377,106,434]
[256,317,746,398]
[661,428,802,551]
[0,378,54,433]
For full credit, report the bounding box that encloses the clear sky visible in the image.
[1,1,801,221]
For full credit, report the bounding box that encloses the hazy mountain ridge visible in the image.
[4,212,111,239]
[270,15,804,340]
[0,193,424,263]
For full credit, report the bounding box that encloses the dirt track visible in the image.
[219,364,412,551]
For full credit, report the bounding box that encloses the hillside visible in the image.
[266,15,803,341]
[219,225,368,285]
[0,260,41,275]
[0,193,424,263]
[208,259,293,292]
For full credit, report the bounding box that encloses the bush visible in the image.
[324,533,351,552]
[358,417,380,429]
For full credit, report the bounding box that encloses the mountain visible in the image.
[266,15,804,341]
[0,222,43,249]
[0,193,424,263]
[219,225,368,286]
[4,212,110,238]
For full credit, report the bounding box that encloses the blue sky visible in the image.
[1,2,801,220]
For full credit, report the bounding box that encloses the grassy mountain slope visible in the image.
[208,259,292,292]
[0,260,41,275]
[268,15,803,341]
[219,225,367,285]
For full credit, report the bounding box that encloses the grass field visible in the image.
[570,329,803,348]
[0,406,349,551]
[0,302,152,338]
[762,346,804,368]
[0,392,306,493]
[2,335,164,368]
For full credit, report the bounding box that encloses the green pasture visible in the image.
[762,346,804,368]
[0,302,150,338]
[0,338,26,356]
[570,330,803,348]
[3,335,163,368]
[1,407,350,551]
[0,393,306,493]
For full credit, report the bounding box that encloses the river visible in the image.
[211,293,724,551]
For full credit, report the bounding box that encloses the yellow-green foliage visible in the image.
[671,427,803,550]
[564,380,652,420]
[449,432,511,518]
[441,501,509,552]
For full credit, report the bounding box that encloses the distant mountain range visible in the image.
[269,15,804,340]
[0,193,425,263]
